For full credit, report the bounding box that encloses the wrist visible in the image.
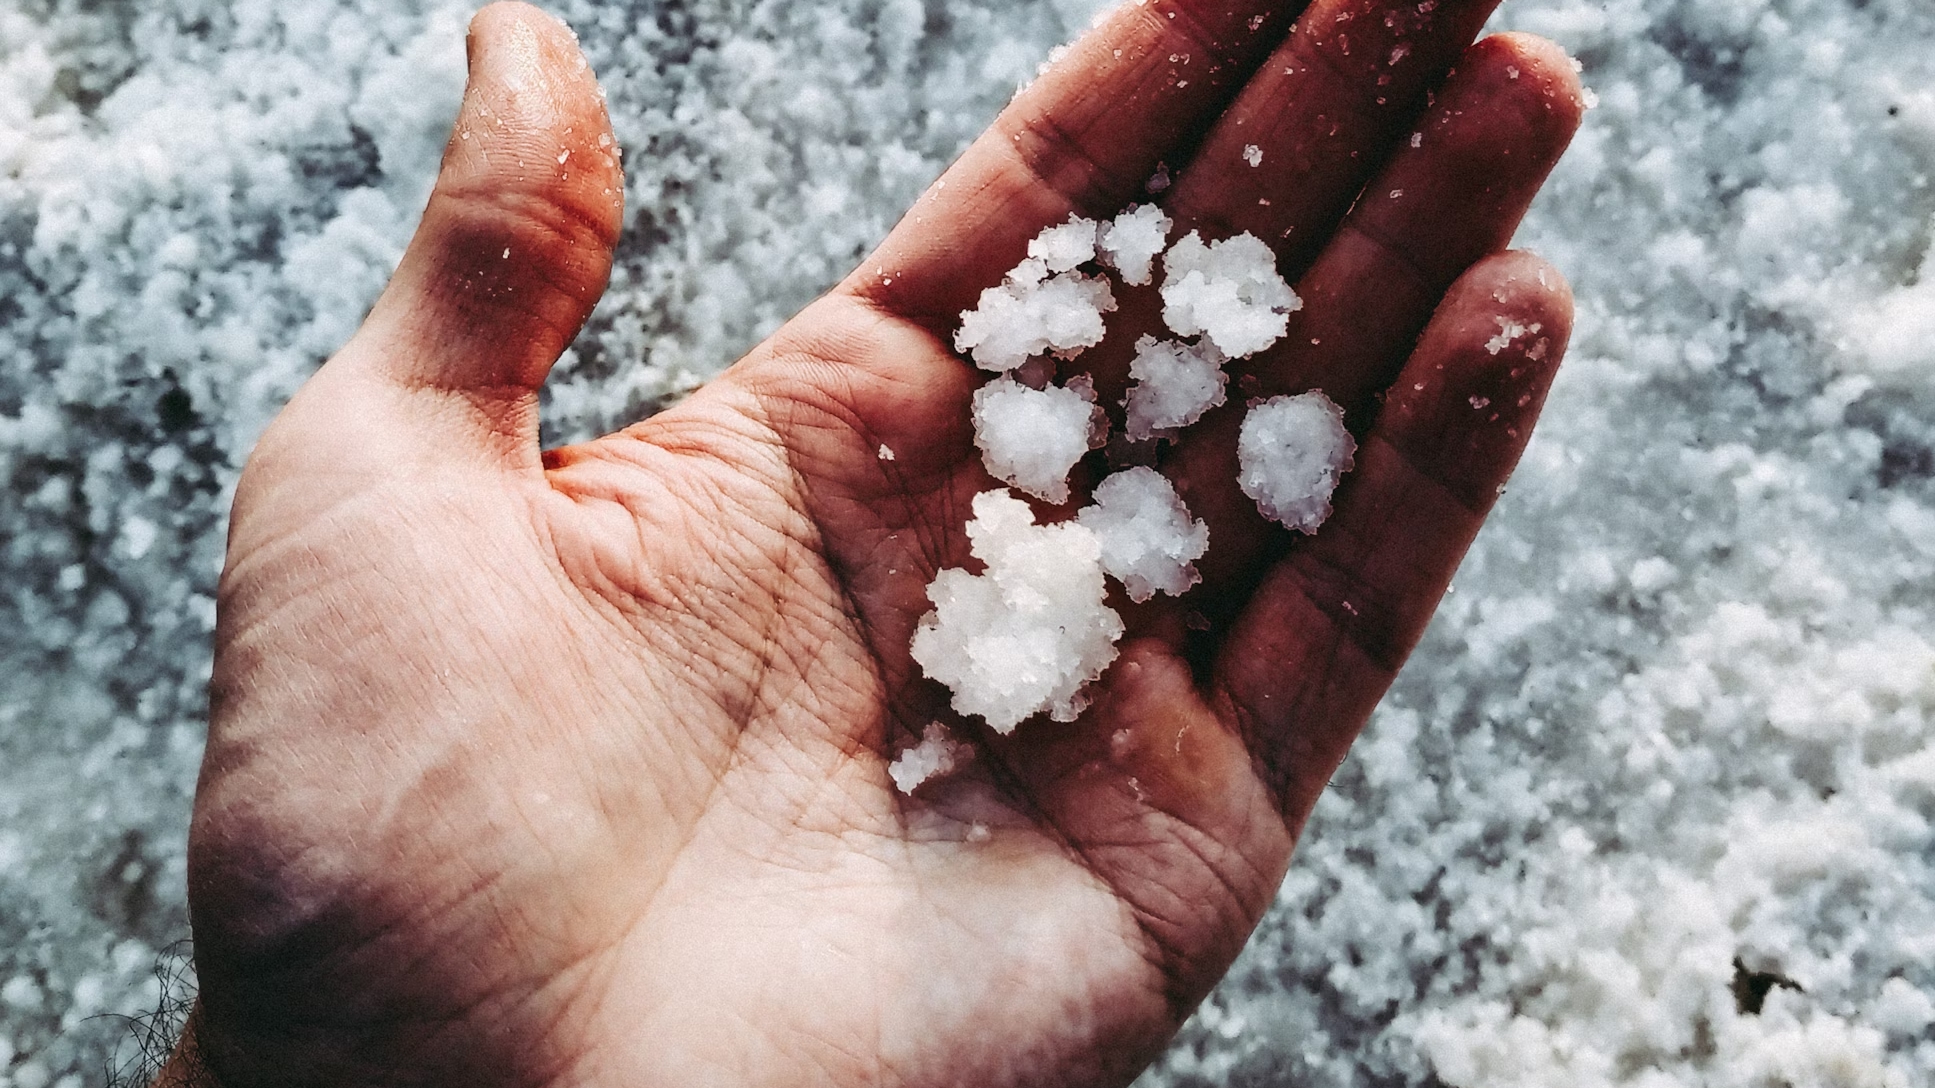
[149,1002,220,1088]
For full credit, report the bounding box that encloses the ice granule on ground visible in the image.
[1096,203,1173,286]
[911,490,1123,734]
[1237,392,1356,533]
[887,721,973,794]
[971,374,1105,504]
[1160,230,1302,357]
[1075,467,1209,602]
[954,259,1118,371]
[1123,334,1229,440]
[1027,214,1100,273]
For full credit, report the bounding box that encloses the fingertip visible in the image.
[1376,250,1572,511]
[348,1,623,432]
[450,2,623,247]
[1465,32,1589,146]
[1442,249,1575,349]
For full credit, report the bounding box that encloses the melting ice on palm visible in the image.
[971,374,1105,504]
[1076,467,1209,603]
[1028,213,1101,272]
[910,491,1123,734]
[888,722,973,794]
[954,258,1117,372]
[1097,203,1173,286]
[1123,334,1229,440]
[1237,392,1356,533]
[1160,230,1301,358]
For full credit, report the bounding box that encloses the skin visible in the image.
[156,1,1583,1085]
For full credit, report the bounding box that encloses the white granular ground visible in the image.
[1237,392,1356,533]
[970,374,1104,504]
[887,721,973,794]
[910,490,1122,733]
[1028,213,1100,272]
[954,258,1118,371]
[1160,230,1302,358]
[11,0,1935,1084]
[1123,334,1229,440]
[1097,203,1174,286]
[1076,467,1209,603]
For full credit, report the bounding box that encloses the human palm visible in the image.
[171,2,1584,1086]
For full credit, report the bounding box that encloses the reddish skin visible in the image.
[160,2,1582,1086]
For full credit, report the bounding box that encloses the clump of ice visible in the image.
[1160,230,1301,358]
[887,721,973,794]
[971,375,1105,503]
[954,259,1117,371]
[1028,213,1099,272]
[1076,467,1210,603]
[1237,392,1356,533]
[1097,203,1173,286]
[1123,334,1229,440]
[910,491,1123,734]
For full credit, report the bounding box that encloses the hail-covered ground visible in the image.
[2,0,1933,1082]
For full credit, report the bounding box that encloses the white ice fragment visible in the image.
[1484,317,1542,355]
[955,263,1117,371]
[911,491,1124,733]
[1028,214,1100,273]
[1871,977,1935,1037]
[888,722,973,794]
[1237,392,1356,533]
[1160,230,1301,357]
[1843,234,1935,383]
[1123,334,1228,439]
[120,517,158,560]
[1097,204,1174,286]
[878,443,896,461]
[1077,467,1209,602]
[971,375,1105,504]
[1243,143,1263,167]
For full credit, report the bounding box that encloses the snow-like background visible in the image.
[3,0,1933,1083]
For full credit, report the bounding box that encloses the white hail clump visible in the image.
[927,218,1350,734]
[1485,317,1543,356]
[971,375,1105,504]
[1160,230,1301,358]
[1096,203,1173,286]
[888,722,974,794]
[1028,214,1100,271]
[1237,392,1356,533]
[1076,467,1210,602]
[954,258,1117,372]
[910,491,1123,734]
[1123,334,1229,439]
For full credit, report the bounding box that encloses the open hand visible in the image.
[168,2,1583,1085]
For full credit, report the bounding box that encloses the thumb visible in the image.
[347,2,623,436]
